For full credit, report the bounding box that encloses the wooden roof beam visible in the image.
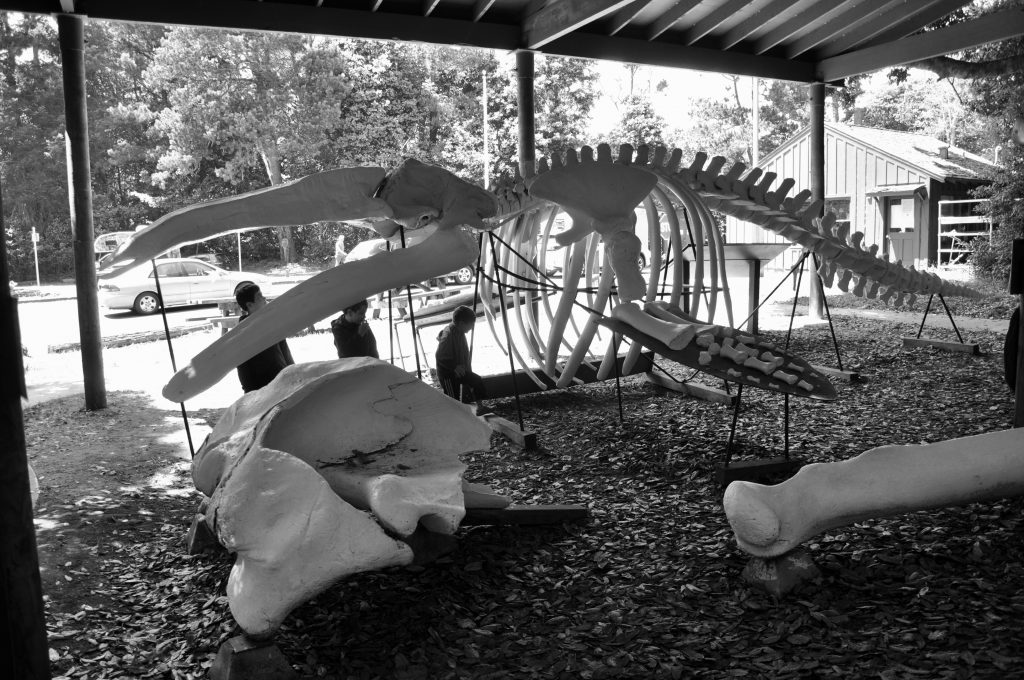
[814,0,970,60]
[817,7,1024,81]
[717,0,799,50]
[605,0,650,36]
[679,0,748,46]
[524,0,635,49]
[645,0,701,41]
[472,0,498,22]
[546,30,816,81]
[423,0,441,17]
[784,0,907,59]
[856,0,974,51]
[752,0,849,54]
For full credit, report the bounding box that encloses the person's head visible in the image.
[235,283,266,314]
[343,299,369,323]
[452,305,476,332]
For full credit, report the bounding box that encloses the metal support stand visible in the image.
[151,260,195,458]
[903,293,980,354]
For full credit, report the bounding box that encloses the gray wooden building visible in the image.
[726,122,998,272]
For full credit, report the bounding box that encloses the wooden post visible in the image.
[516,50,536,176]
[58,14,106,410]
[1010,238,1024,428]
[807,83,826,320]
[0,183,51,679]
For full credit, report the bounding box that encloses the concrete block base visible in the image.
[741,548,820,598]
[209,635,298,680]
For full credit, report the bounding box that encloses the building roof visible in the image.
[761,121,999,183]
[829,123,999,183]
[2,1,1023,84]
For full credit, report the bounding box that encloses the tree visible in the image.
[0,13,70,282]
[144,28,361,262]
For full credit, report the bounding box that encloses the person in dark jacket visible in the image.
[331,299,378,359]
[234,283,294,393]
[435,305,489,414]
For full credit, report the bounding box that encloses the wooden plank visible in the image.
[524,0,635,49]
[817,8,1024,82]
[679,0,748,45]
[716,457,802,486]
[784,0,907,59]
[484,415,538,450]
[902,337,981,355]
[605,0,650,35]
[752,1,848,55]
[717,0,799,50]
[645,371,736,406]
[462,504,589,526]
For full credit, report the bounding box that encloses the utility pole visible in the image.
[482,73,489,190]
[31,228,40,287]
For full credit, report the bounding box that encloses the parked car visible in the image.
[348,237,475,286]
[98,257,267,315]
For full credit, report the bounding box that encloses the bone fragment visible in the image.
[724,429,1024,558]
[727,368,742,379]
[772,370,798,385]
[720,343,748,364]
[696,333,716,348]
[612,302,697,351]
[698,351,713,366]
[744,355,783,375]
[785,362,804,373]
[709,342,722,356]
[797,380,814,392]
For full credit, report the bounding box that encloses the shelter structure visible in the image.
[727,122,999,272]
[4,1,1024,678]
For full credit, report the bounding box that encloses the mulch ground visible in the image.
[28,311,1023,679]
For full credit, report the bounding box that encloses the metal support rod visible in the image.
[398,227,422,380]
[785,254,807,352]
[488,233,526,430]
[916,294,934,339]
[784,393,790,459]
[812,254,845,372]
[151,261,194,458]
[612,332,624,422]
[938,294,966,344]
[723,384,744,464]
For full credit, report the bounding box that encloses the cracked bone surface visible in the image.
[723,429,1024,559]
[195,358,492,637]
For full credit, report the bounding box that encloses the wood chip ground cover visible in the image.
[28,314,1022,679]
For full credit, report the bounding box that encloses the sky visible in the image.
[587,59,758,137]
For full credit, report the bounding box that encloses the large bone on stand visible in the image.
[194,358,494,638]
[723,429,1024,559]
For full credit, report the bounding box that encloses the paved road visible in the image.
[17,297,226,353]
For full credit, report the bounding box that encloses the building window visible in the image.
[887,197,915,233]
[825,198,851,233]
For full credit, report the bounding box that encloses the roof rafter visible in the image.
[524,0,635,49]
[817,7,1024,81]
[753,0,850,54]
[472,0,498,22]
[646,0,701,41]
[784,0,906,59]
[605,0,650,36]
[717,0,800,50]
[680,0,748,46]
[814,0,970,59]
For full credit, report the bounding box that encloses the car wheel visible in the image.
[455,267,474,284]
[133,292,161,315]
[638,254,647,269]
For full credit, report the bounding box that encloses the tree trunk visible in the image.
[258,142,295,264]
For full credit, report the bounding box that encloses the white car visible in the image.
[98,258,267,315]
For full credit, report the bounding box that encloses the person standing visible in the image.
[331,299,379,359]
[234,283,295,393]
